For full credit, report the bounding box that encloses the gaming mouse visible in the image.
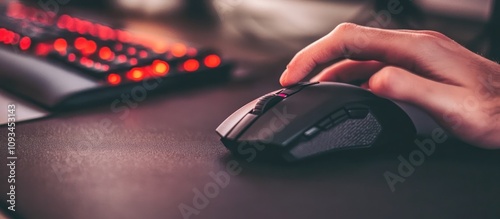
[216,82,439,162]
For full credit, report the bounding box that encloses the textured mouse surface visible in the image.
[289,113,381,159]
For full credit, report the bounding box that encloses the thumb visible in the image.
[368,66,465,120]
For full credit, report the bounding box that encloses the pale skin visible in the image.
[280,23,500,148]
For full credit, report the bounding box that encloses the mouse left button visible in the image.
[226,113,259,140]
[216,98,259,138]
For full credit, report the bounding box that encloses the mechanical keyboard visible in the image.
[0,1,232,110]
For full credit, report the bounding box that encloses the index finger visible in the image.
[279,23,444,86]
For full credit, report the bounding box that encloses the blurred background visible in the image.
[0,0,498,123]
[4,0,499,73]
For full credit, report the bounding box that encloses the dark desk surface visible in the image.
[2,70,500,219]
[1,2,500,219]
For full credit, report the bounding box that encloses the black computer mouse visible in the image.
[216,82,438,162]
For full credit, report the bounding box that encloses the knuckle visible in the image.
[416,32,459,55]
[422,30,450,41]
[379,67,398,83]
[465,116,492,141]
[334,22,358,33]
[416,33,447,51]
[418,33,441,43]
[330,23,360,56]
[370,67,398,94]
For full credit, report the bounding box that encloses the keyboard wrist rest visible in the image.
[0,48,100,108]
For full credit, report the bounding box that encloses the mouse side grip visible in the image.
[286,112,382,161]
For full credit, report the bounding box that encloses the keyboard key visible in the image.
[0,0,232,109]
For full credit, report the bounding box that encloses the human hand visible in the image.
[279,23,500,148]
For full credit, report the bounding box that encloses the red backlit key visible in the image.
[0,2,231,94]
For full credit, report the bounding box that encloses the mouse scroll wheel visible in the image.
[251,95,284,115]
